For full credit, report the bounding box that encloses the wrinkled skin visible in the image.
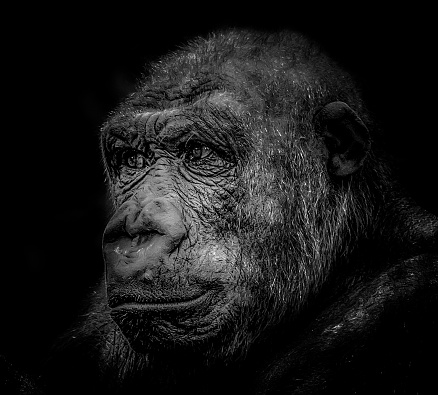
[101,102,248,356]
[23,30,438,394]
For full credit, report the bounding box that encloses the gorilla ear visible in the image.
[315,101,371,176]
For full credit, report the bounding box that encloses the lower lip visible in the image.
[111,293,210,312]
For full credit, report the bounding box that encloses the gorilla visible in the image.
[6,29,438,394]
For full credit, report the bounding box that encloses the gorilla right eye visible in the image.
[117,149,150,170]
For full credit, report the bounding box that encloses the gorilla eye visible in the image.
[184,143,215,163]
[118,149,150,170]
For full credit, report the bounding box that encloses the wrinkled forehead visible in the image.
[101,90,246,138]
[99,90,250,153]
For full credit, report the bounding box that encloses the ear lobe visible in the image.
[315,101,371,176]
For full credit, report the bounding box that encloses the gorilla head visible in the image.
[46,30,438,395]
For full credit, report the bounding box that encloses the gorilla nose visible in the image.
[125,199,186,242]
[103,198,187,281]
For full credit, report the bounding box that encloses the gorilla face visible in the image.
[101,97,252,356]
[100,31,372,362]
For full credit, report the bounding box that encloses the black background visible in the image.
[3,5,437,375]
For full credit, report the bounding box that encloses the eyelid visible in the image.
[183,139,221,154]
[109,147,150,173]
[182,141,215,159]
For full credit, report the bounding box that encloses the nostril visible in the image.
[103,222,128,245]
[114,245,149,260]
[131,235,141,247]
[114,245,139,259]
[110,233,162,257]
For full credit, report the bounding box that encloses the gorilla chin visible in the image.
[110,288,234,353]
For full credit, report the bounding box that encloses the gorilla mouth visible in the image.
[111,292,211,312]
[110,290,221,353]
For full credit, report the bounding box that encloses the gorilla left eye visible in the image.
[184,143,215,163]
